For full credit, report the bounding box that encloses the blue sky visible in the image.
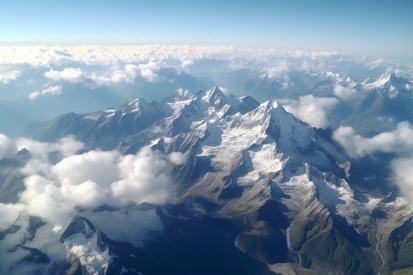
[1,0,412,56]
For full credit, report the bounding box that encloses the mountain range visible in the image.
[0,87,412,274]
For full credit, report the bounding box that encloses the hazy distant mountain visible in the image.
[213,69,357,101]
[0,67,216,138]
[344,72,413,134]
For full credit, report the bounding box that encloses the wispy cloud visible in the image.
[0,70,21,84]
[28,85,63,100]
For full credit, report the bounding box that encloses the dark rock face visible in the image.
[23,216,47,244]
[60,216,96,242]
[0,225,21,241]
[18,246,50,264]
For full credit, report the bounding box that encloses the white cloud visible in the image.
[333,122,413,158]
[282,95,339,128]
[28,85,63,100]
[111,147,171,204]
[28,91,40,100]
[333,85,358,100]
[391,158,413,202]
[0,203,25,230]
[16,135,84,161]
[51,150,120,187]
[266,60,292,79]
[0,134,17,160]
[90,62,161,86]
[138,62,161,82]
[45,67,85,83]
[91,64,139,85]
[42,85,63,95]
[169,152,187,165]
[0,45,342,70]
[0,70,21,84]
[0,136,183,228]
[2,45,409,93]
[181,59,194,68]
[333,122,413,202]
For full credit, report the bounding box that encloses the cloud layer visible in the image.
[0,45,341,69]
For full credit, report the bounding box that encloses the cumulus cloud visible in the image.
[111,147,170,204]
[91,64,138,85]
[169,152,187,165]
[391,158,413,202]
[333,85,358,100]
[16,135,84,162]
[42,85,63,95]
[45,67,85,83]
[0,70,21,84]
[0,134,18,160]
[90,62,161,86]
[333,122,413,158]
[51,150,120,187]
[0,203,25,230]
[0,136,182,229]
[28,85,63,100]
[281,95,339,128]
[333,122,413,202]
[28,91,40,100]
[138,62,161,82]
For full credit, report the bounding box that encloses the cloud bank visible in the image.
[0,45,341,69]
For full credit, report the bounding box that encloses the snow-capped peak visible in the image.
[122,98,152,113]
[202,86,227,107]
[165,88,191,102]
[60,216,96,242]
